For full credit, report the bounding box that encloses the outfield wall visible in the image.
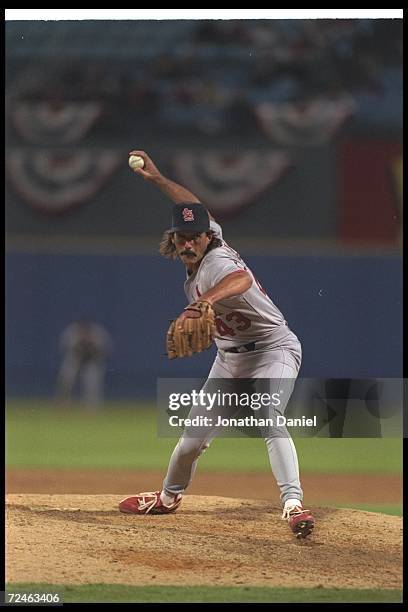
[6,253,402,397]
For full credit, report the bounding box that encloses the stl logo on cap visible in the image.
[182,208,195,222]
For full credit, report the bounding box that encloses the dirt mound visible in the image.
[6,468,403,504]
[6,494,402,590]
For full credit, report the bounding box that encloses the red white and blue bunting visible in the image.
[171,150,292,218]
[255,96,355,146]
[10,101,103,145]
[6,149,121,214]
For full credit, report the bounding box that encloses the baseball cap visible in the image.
[168,202,210,233]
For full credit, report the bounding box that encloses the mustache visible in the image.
[180,250,196,257]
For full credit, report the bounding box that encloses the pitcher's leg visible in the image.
[259,349,303,504]
[163,353,233,496]
[265,436,303,503]
[162,434,213,496]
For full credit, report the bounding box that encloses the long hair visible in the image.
[159,231,222,260]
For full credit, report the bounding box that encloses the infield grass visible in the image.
[6,400,402,474]
[335,503,402,516]
[5,584,403,604]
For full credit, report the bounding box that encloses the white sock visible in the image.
[160,491,177,507]
[284,498,302,509]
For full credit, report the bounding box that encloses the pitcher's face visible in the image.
[172,232,212,267]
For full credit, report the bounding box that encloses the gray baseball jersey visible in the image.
[184,220,299,351]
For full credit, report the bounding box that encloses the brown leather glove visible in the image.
[166,301,216,359]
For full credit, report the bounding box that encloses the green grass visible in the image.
[6,400,403,474]
[335,503,402,517]
[4,584,403,604]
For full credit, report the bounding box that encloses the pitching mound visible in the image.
[6,494,402,590]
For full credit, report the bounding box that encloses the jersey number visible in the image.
[215,312,251,337]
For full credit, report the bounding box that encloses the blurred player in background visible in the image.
[56,319,112,411]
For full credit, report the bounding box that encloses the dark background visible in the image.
[5,19,402,397]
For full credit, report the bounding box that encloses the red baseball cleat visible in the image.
[119,491,182,515]
[282,500,315,539]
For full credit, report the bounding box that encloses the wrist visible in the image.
[147,173,166,185]
[198,295,215,306]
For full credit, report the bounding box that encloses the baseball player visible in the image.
[56,319,112,410]
[119,151,315,538]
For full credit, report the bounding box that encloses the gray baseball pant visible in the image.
[163,340,303,505]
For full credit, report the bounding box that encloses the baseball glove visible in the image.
[166,301,216,359]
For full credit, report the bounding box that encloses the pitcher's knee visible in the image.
[176,439,210,461]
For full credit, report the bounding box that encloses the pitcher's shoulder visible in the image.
[203,244,247,271]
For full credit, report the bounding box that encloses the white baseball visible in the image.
[128,155,145,170]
